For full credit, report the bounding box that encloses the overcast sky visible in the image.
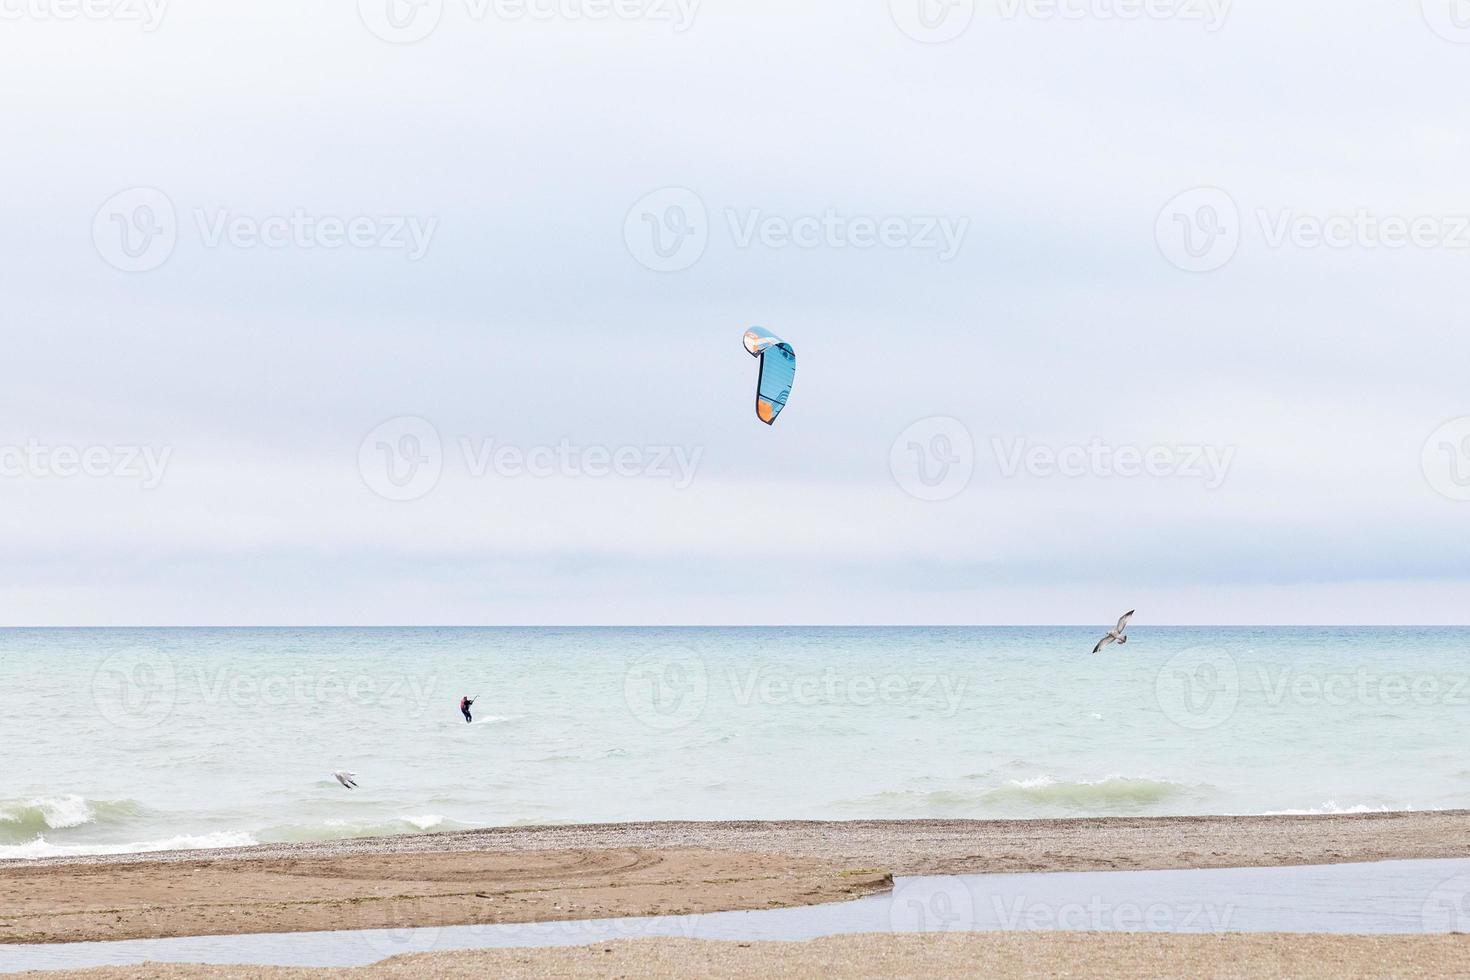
[2,0,1469,625]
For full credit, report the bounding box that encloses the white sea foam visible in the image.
[1261,802,1402,816]
[400,814,445,830]
[0,832,258,861]
[1012,775,1057,790]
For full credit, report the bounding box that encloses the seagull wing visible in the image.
[1116,610,1135,632]
[1092,634,1116,655]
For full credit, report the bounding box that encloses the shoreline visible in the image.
[4,811,1470,947]
[9,809,1470,872]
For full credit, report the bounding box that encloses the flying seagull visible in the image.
[1092,610,1135,654]
[332,770,359,790]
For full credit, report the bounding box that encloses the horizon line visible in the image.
[2,624,1468,630]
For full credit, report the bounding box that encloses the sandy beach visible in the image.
[0,847,888,945]
[4,810,1470,951]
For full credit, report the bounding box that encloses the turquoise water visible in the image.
[2,627,1469,859]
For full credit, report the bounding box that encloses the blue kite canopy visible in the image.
[742,327,796,425]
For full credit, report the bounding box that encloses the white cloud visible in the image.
[1,0,1466,623]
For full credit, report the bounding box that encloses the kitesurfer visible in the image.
[460,695,475,723]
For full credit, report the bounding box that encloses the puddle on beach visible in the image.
[4,858,1470,972]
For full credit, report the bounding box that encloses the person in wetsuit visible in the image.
[460,695,475,723]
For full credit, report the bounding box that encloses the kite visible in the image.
[742,327,796,425]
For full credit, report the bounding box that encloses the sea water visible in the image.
[2,627,1468,859]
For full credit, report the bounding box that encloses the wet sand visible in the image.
[14,934,1470,980]
[0,848,888,945]
[3,811,1469,947]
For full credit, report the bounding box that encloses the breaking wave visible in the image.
[979,775,1199,812]
[832,777,1201,817]
[0,796,147,843]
